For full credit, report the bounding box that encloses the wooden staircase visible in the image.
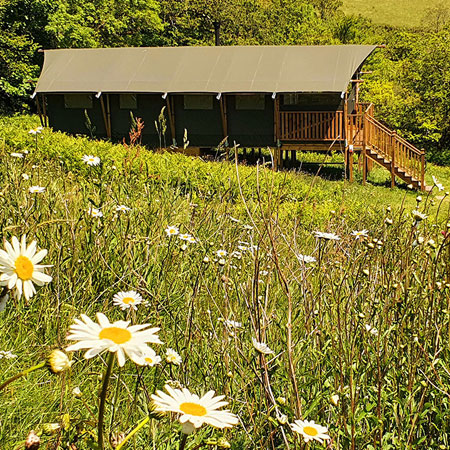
[350,104,428,191]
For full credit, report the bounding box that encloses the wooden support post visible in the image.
[219,95,228,141]
[41,95,48,127]
[100,96,110,138]
[106,94,112,139]
[35,96,44,127]
[420,150,425,191]
[390,132,396,188]
[343,92,348,142]
[349,146,354,182]
[362,114,367,185]
[166,95,176,146]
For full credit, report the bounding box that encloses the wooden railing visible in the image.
[364,114,425,185]
[280,111,344,141]
[347,103,374,146]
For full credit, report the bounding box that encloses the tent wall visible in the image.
[46,94,107,137]
[45,92,347,148]
[227,95,274,147]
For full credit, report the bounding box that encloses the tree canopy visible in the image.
[1,0,449,162]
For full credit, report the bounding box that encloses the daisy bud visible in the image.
[72,387,82,398]
[181,421,195,435]
[180,244,188,251]
[362,269,370,276]
[203,256,210,263]
[277,396,287,405]
[416,196,422,203]
[48,350,72,374]
[218,258,226,265]
[385,218,393,225]
[277,412,288,424]
[25,431,40,449]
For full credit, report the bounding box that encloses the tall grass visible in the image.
[0,116,450,449]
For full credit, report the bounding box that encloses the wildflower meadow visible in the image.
[1,115,450,449]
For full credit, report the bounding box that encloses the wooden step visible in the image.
[366,146,430,191]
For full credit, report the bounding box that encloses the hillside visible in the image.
[341,0,446,28]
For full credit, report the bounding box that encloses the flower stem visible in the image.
[179,433,188,450]
[116,416,149,450]
[0,361,46,392]
[98,353,114,450]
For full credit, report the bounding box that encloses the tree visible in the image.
[45,0,163,48]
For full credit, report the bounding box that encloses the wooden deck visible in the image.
[276,103,427,191]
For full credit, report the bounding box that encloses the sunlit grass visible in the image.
[0,115,449,449]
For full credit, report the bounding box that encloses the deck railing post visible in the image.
[362,114,367,185]
[420,150,425,191]
[390,131,395,188]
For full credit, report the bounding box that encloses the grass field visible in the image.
[341,0,447,28]
[1,115,450,449]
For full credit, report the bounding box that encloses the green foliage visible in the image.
[361,28,450,163]
[0,30,38,112]
[45,0,163,48]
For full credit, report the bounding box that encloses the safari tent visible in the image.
[34,45,427,190]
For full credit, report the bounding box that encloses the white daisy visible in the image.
[351,230,368,240]
[364,324,379,336]
[216,249,227,258]
[166,348,182,365]
[432,175,444,191]
[165,226,179,237]
[313,231,340,241]
[116,205,131,212]
[82,155,101,166]
[224,319,242,329]
[0,350,17,359]
[151,384,238,431]
[187,236,197,244]
[66,312,162,367]
[296,254,316,264]
[290,419,330,443]
[231,251,242,259]
[88,206,103,218]
[10,152,24,158]
[29,186,46,194]
[0,235,52,300]
[113,290,143,311]
[142,348,162,366]
[412,210,427,222]
[22,174,30,180]
[179,233,192,241]
[252,338,274,355]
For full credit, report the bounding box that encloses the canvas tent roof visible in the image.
[35,45,377,95]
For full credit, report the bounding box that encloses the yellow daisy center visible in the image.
[180,402,207,416]
[303,426,318,436]
[15,255,34,280]
[99,327,132,344]
[122,297,135,304]
[145,357,153,364]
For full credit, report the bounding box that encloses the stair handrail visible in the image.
[365,112,425,188]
